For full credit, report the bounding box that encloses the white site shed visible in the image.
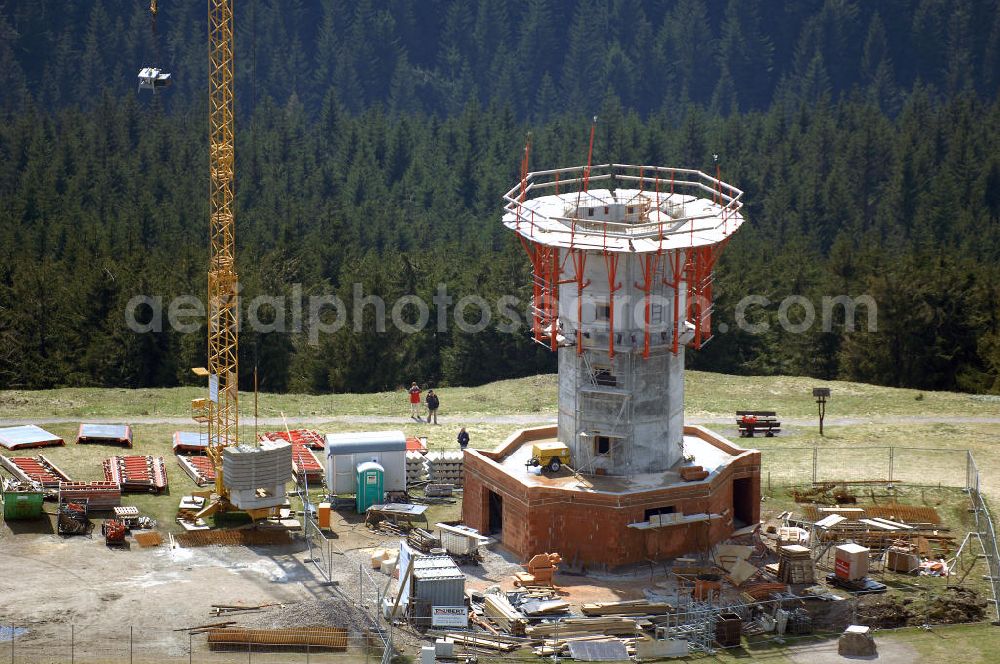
[325,430,407,495]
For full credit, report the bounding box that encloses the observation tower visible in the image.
[462,156,761,568]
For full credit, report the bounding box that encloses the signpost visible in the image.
[813,388,831,436]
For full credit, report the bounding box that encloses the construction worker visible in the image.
[408,382,422,421]
[457,427,469,450]
[425,389,440,425]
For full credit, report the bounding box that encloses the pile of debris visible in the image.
[857,587,987,628]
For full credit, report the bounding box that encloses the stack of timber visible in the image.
[406,527,440,553]
[777,545,815,584]
[740,582,789,602]
[534,635,637,658]
[525,617,645,638]
[58,481,121,510]
[483,594,528,635]
[406,451,428,483]
[581,599,671,616]
[426,451,463,485]
[431,632,519,652]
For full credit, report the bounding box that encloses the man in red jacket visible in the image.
[408,381,422,421]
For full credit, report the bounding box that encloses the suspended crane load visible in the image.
[138,1,171,92]
[138,67,172,91]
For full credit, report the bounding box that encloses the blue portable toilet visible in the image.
[356,460,385,513]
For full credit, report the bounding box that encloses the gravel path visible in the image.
[1,414,999,427]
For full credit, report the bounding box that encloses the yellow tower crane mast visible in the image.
[202,0,239,504]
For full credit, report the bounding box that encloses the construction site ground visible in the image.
[3,375,1000,662]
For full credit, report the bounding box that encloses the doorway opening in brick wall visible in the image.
[732,477,753,528]
[487,489,503,535]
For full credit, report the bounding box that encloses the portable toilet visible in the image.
[356,461,385,513]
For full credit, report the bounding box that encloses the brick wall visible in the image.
[462,427,761,569]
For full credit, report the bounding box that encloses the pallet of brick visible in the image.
[0,455,72,488]
[777,545,815,584]
[103,455,169,493]
[406,450,428,483]
[290,443,323,484]
[679,465,710,481]
[259,428,326,451]
[58,482,121,510]
[426,451,464,485]
[176,454,216,486]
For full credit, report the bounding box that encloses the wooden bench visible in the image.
[736,410,781,437]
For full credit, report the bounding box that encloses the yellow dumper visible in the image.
[526,442,571,473]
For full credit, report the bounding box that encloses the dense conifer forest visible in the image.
[1,1,999,394]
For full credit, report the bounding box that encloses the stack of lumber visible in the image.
[679,465,709,481]
[406,527,440,553]
[740,582,788,601]
[777,545,815,584]
[58,481,121,509]
[483,594,528,635]
[406,451,428,483]
[533,635,637,658]
[525,617,644,638]
[581,599,670,616]
[433,632,519,652]
[426,451,463,485]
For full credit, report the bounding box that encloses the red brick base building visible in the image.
[462,425,761,569]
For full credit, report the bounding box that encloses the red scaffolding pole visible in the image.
[602,250,621,359]
[571,249,590,355]
[636,252,663,359]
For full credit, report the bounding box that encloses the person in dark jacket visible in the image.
[457,427,469,450]
[425,389,440,425]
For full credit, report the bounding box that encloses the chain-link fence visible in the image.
[0,624,386,664]
[758,445,1000,621]
[758,445,972,492]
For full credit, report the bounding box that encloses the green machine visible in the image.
[355,461,385,513]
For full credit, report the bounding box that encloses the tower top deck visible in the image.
[502,163,745,253]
